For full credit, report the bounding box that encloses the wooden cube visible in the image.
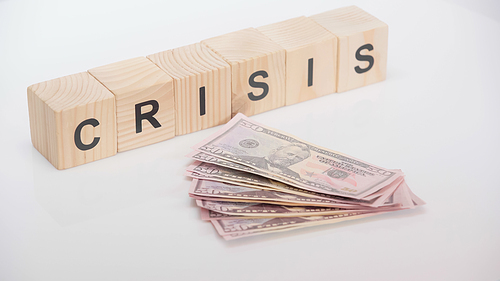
[310,6,388,92]
[148,43,231,135]
[27,72,117,169]
[89,57,175,152]
[258,16,337,105]
[202,28,286,117]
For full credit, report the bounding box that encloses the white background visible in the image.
[1,0,499,280]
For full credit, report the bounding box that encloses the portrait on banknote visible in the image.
[237,143,311,179]
[195,114,403,198]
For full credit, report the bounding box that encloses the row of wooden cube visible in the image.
[27,6,388,170]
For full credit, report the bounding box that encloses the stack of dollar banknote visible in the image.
[186,114,425,240]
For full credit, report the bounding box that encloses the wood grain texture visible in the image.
[202,28,286,117]
[310,6,388,92]
[89,57,175,152]
[27,72,116,169]
[148,43,231,135]
[258,16,337,105]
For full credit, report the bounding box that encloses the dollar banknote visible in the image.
[197,200,403,219]
[189,178,361,208]
[186,161,283,191]
[186,160,409,207]
[187,151,359,200]
[187,114,425,240]
[187,152,425,207]
[192,113,403,199]
[210,211,389,240]
[186,160,372,202]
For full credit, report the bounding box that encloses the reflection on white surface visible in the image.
[32,150,162,226]
[30,131,200,226]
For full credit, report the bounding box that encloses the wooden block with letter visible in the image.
[202,28,286,117]
[258,16,337,105]
[89,57,175,152]
[148,43,231,135]
[27,72,117,169]
[310,6,388,92]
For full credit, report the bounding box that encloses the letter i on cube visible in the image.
[148,43,232,136]
[258,16,337,105]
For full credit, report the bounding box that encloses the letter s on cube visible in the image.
[202,28,286,117]
[310,6,388,92]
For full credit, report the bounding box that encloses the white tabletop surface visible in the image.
[1,0,499,280]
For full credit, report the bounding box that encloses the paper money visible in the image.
[186,161,283,191]
[197,200,402,219]
[189,179,361,208]
[192,113,402,199]
[186,159,385,207]
[188,151,426,209]
[211,211,388,240]
[186,114,425,240]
